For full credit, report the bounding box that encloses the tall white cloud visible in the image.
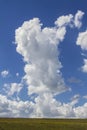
[15,11,84,96]
[0,10,83,118]
[13,11,85,118]
[15,18,69,95]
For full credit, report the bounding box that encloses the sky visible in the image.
[0,0,87,118]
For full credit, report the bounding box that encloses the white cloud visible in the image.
[70,94,80,106]
[16,73,19,77]
[12,11,86,118]
[81,59,87,73]
[74,103,87,118]
[3,83,23,96]
[15,17,70,96]
[74,10,84,28]
[57,103,75,118]
[55,10,84,29]
[33,93,62,117]
[0,11,85,118]
[0,92,87,118]
[9,83,23,96]
[15,11,83,96]
[76,30,87,50]
[0,93,76,118]
[76,30,87,73]
[0,10,85,118]
[1,70,9,78]
[33,93,78,118]
[55,14,73,27]
[0,94,34,118]
[15,11,84,96]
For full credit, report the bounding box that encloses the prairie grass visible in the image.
[0,118,87,130]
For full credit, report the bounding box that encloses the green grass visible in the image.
[0,118,87,130]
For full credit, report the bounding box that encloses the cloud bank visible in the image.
[0,93,87,118]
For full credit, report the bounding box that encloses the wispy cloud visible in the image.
[1,70,9,78]
[4,83,23,96]
[83,95,87,99]
[67,77,81,84]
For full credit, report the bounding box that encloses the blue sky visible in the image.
[0,0,87,118]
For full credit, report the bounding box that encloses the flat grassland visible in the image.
[0,118,87,130]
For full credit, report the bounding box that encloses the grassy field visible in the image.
[0,118,87,130]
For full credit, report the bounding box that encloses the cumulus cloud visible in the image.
[3,83,23,96]
[74,103,87,118]
[32,93,59,117]
[0,92,86,118]
[76,30,87,73]
[0,11,84,118]
[55,14,73,27]
[12,11,85,118]
[74,10,84,28]
[0,94,74,118]
[0,94,34,118]
[1,70,9,78]
[33,93,79,118]
[55,10,84,28]
[15,17,69,95]
[15,10,84,96]
[76,30,87,50]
